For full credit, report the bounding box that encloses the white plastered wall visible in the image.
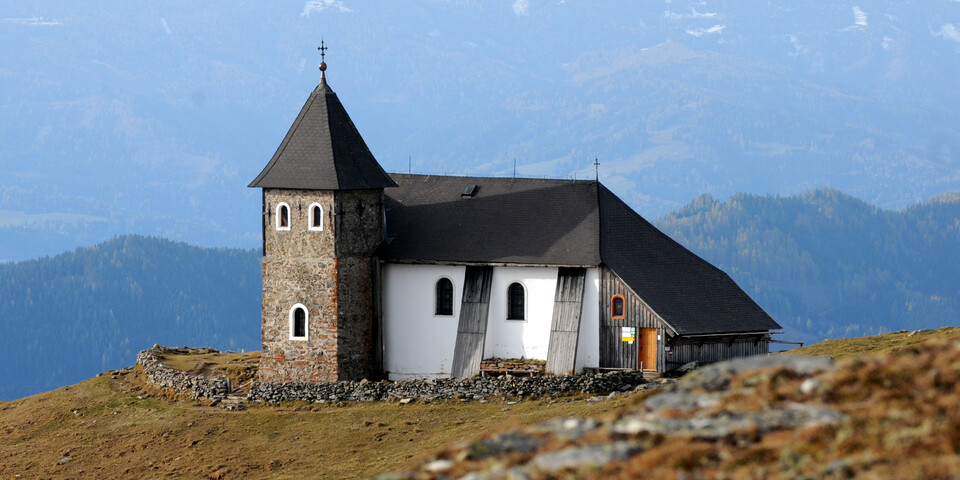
[383,264,601,379]
[484,266,558,361]
[382,263,465,380]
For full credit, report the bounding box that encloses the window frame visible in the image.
[611,294,626,320]
[506,282,526,321]
[276,202,292,231]
[308,203,324,231]
[289,303,309,340]
[434,277,455,316]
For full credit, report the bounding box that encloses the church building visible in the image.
[248,60,781,384]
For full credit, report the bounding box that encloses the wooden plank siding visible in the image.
[450,266,494,378]
[599,267,673,372]
[545,267,587,375]
[667,336,770,368]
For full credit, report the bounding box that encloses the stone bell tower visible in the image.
[248,52,396,383]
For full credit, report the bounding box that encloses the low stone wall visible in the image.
[247,370,649,404]
[136,345,230,400]
[137,345,650,403]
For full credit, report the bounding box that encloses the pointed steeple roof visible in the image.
[248,77,397,190]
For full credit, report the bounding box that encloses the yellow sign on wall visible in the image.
[621,326,636,343]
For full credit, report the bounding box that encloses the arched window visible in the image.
[435,278,454,316]
[611,295,625,319]
[289,304,308,340]
[276,202,291,231]
[308,203,323,231]
[506,282,525,320]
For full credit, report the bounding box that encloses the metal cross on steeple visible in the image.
[594,157,600,182]
[318,39,328,79]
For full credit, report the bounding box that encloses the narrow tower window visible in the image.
[435,278,454,316]
[290,304,308,340]
[611,295,626,319]
[276,202,291,231]
[308,203,324,231]
[507,282,525,320]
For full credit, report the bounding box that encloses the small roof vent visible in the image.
[461,184,479,198]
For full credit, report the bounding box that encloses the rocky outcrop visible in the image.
[136,345,230,400]
[375,353,853,479]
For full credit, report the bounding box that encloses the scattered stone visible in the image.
[398,398,413,405]
[642,391,723,411]
[677,355,833,392]
[56,456,73,465]
[531,442,642,471]
[534,417,599,440]
[800,378,822,395]
[422,459,454,472]
[468,432,544,459]
[613,403,845,438]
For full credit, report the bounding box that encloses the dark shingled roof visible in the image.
[384,174,780,336]
[248,79,397,190]
[384,174,601,266]
[596,184,781,336]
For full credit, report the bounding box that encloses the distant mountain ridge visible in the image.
[0,236,260,400]
[655,189,960,345]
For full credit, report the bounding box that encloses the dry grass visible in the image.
[0,364,630,479]
[782,326,960,359]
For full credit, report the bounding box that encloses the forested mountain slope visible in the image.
[0,236,260,400]
[655,190,960,344]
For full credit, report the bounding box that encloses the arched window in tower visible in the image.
[435,277,454,316]
[611,295,626,320]
[507,282,525,321]
[308,203,324,231]
[276,202,291,231]
[290,304,308,340]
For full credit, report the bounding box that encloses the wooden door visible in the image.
[638,328,657,371]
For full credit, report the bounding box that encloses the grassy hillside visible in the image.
[0,368,631,479]
[655,189,960,344]
[783,327,960,360]
[3,329,960,478]
[0,235,261,400]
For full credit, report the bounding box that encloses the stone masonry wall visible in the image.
[260,189,339,383]
[333,189,384,380]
